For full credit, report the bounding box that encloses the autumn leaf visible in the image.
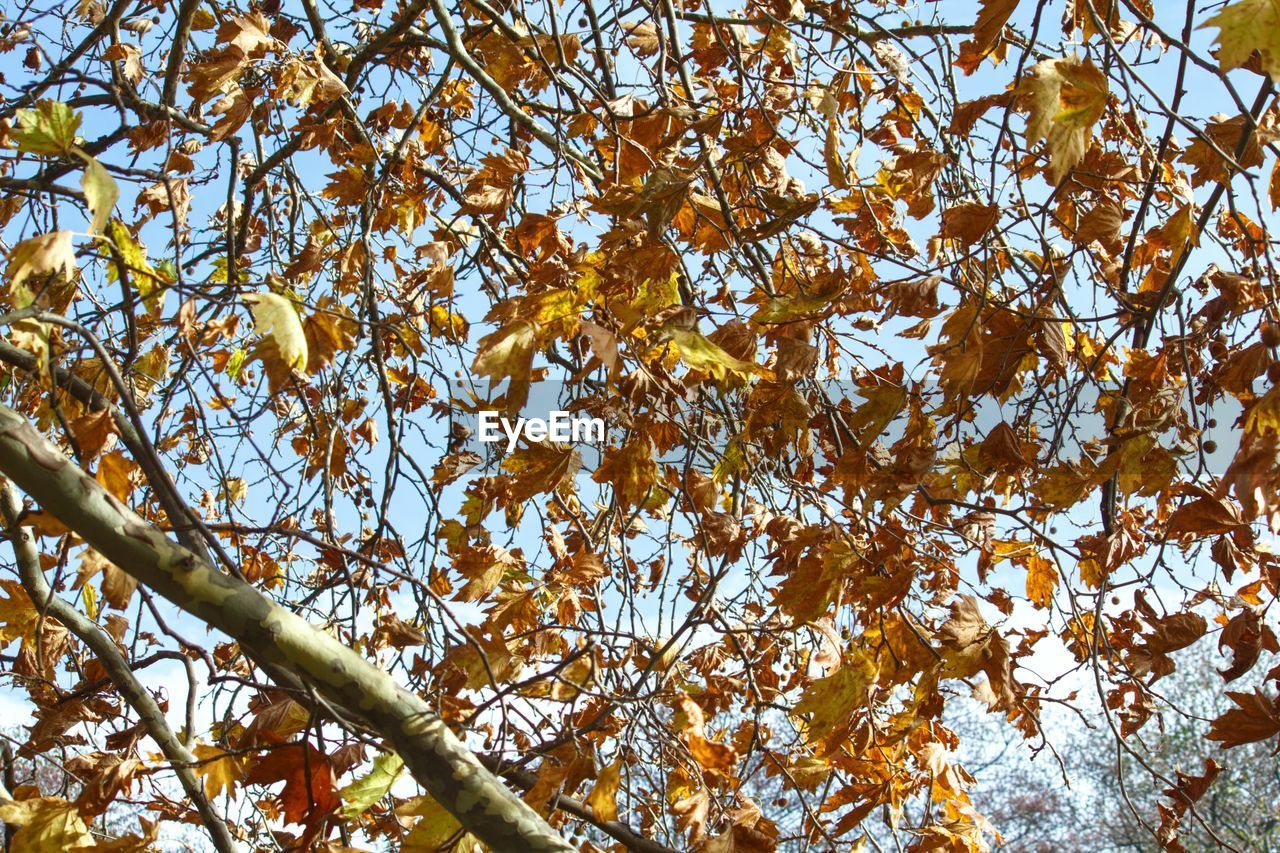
[1025,555,1058,607]
[1206,689,1280,748]
[972,0,1019,56]
[244,742,340,826]
[1201,0,1280,81]
[1019,56,1109,183]
[794,651,879,743]
[941,202,1000,247]
[502,441,581,502]
[244,291,309,373]
[78,154,118,235]
[0,580,38,646]
[592,435,658,511]
[1143,612,1207,656]
[472,320,536,384]
[339,751,403,819]
[0,796,95,852]
[11,101,81,156]
[586,758,622,821]
[666,327,756,382]
[193,743,246,800]
[453,544,519,601]
[6,231,77,308]
[1166,495,1244,537]
[398,794,482,852]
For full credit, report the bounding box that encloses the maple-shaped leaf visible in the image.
[502,442,581,503]
[193,743,245,800]
[11,100,81,156]
[245,742,340,826]
[338,751,403,820]
[1166,495,1245,537]
[302,299,358,373]
[0,580,38,646]
[592,435,658,511]
[1201,0,1280,81]
[244,291,309,373]
[1024,555,1057,607]
[0,796,95,852]
[453,544,519,602]
[1018,56,1109,183]
[1206,689,1280,748]
[186,45,248,103]
[101,43,143,85]
[472,321,536,383]
[793,651,878,744]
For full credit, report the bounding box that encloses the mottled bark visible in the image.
[0,404,573,852]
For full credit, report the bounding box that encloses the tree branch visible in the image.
[0,484,237,853]
[0,404,573,853]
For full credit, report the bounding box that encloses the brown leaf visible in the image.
[1206,689,1280,748]
[941,202,1000,247]
[1217,609,1266,682]
[972,0,1019,55]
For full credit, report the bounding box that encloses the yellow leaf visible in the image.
[0,796,95,852]
[218,477,248,504]
[667,328,756,382]
[192,743,245,800]
[586,759,622,822]
[472,320,536,383]
[104,220,161,310]
[6,231,77,308]
[95,450,138,502]
[1025,555,1057,607]
[80,582,98,621]
[1019,56,1108,183]
[793,650,879,743]
[0,580,39,646]
[339,751,403,820]
[398,794,482,852]
[1201,0,1280,81]
[244,291,309,372]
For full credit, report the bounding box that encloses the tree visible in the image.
[957,643,1280,851]
[0,0,1277,849]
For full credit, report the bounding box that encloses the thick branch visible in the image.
[0,404,573,853]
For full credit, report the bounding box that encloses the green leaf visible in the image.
[12,101,82,156]
[666,328,756,381]
[105,220,162,311]
[78,154,118,236]
[339,751,404,819]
